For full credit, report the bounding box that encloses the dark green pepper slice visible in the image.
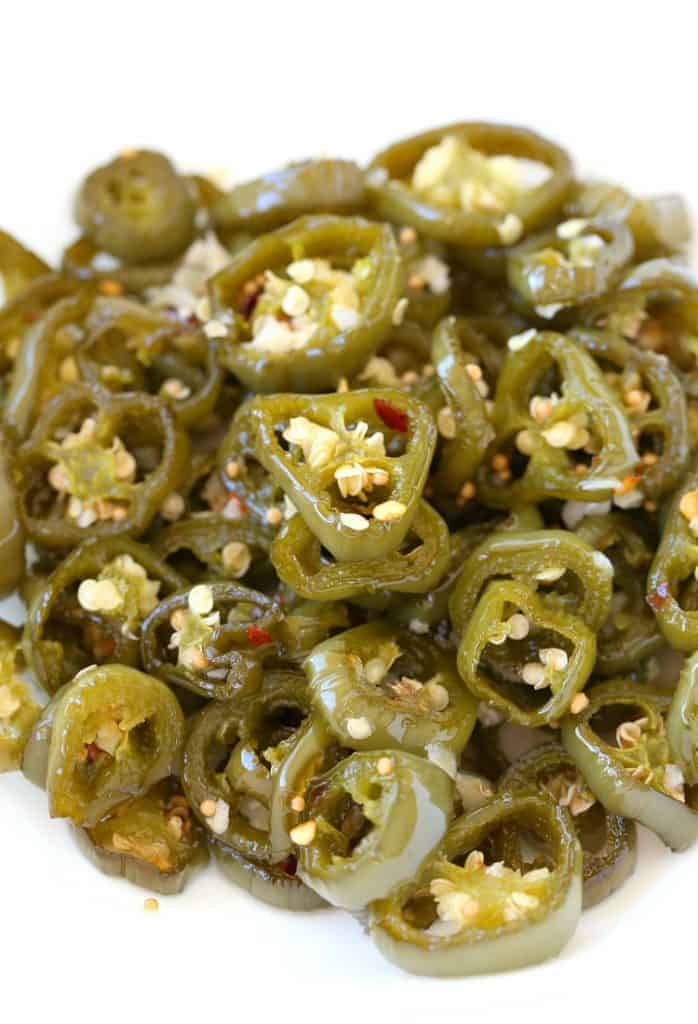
[75,778,208,894]
[16,383,190,549]
[211,840,324,911]
[248,388,436,562]
[42,663,184,826]
[304,622,477,760]
[499,743,636,908]
[367,123,573,247]
[293,749,454,909]
[23,536,185,695]
[369,791,581,977]
[449,527,613,635]
[213,159,365,235]
[210,215,402,392]
[75,150,197,264]
[477,330,638,507]
[0,273,83,389]
[271,499,449,600]
[141,580,282,700]
[561,680,698,851]
[457,579,596,727]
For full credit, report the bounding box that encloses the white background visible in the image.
[0,2,695,1022]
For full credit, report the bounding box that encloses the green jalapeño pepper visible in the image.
[449,527,614,636]
[4,288,94,441]
[570,325,689,500]
[16,383,190,549]
[457,580,596,727]
[155,512,272,587]
[38,664,185,827]
[575,512,663,676]
[507,217,633,316]
[367,123,573,248]
[75,149,197,264]
[0,436,25,595]
[499,744,637,908]
[75,778,208,894]
[292,749,454,910]
[0,621,40,772]
[561,681,698,851]
[430,316,495,492]
[477,330,638,507]
[141,580,283,700]
[0,229,50,301]
[271,500,450,600]
[369,791,581,977]
[211,839,324,911]
[647,467,698,651]
[23,536,185,695]
[247,389,436,562]
[212,159,366,235]
[666,652,698,786]
[304,622,477,761]
[566,181,691,261]
[209,215,402,392]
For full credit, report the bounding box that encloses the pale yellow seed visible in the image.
[377,756,394,776]
[290,795,306,813]
[465,363,482,382]
[144,898,159,912]
[464,849,485,872]
[290,820,317,846]
[346,716,373,740]
[522,663,547,688]
[542,421,576,448]
[200,799,217,817]
[161,378,191,401]
[539,647,569,672]
[507,613,530,641]
[365,658,388,684]
[339,512,370,531]
[437,406,457,439]
[679,490,698,523]
[570,693,589,714]
[222,541,251,578]
[399,226,417,245]
[425,680,450,711]
[160,493,185,521]
[266,506,283,526]
[225,460,241,479]
[188,584,214,616]
[373,500,406,522]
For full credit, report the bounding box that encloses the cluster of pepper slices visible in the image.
[1,123,698,977]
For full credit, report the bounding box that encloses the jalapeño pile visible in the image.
[1,125,697,977]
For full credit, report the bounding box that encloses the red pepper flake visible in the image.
[373,397,408,433]
[279,853,297,877]
[85,742,102,763]
[646,581,670,610]
[246,624,273,647]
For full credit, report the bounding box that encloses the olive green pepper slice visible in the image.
[213,159,365,235]
[0,273,83,387]
[304,622,477,760]
[570,325,689,500]
[430,316,495,491]
[369,791,581,977]
[75,150,197,264]
[449,527,613,635]
[248,388,436,562]
[271,499,449,600]
[499,743,636,909]
[367,123,573,247]
[477,330,638,507]
[507,217,633,314]
[0,436,25,596]
[293,749,454,910]
[16,383,190,549]
[0,621,40,773]
[561,680,698,851]
[457,579,596,727]
[211,840,325,911]
[666,652,698,786]
[155,512,271,586]
[566,181,691,261]
[647,466,698,652]
[210,215,402,392]
[75,778,208,894]
[183,671,310,864]
[44,663,184,826]
[575,512,662,676]
[0,229,50,301]
[24,536,185,695]
[141,580,282,700]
